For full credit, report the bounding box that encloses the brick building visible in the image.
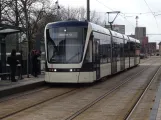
[148,42,156,55]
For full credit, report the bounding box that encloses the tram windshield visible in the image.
[46,27,86,63]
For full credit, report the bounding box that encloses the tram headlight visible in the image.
[54,69,57,72]
[70,69,73,72]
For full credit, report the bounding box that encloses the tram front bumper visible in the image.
[45,72,80,83]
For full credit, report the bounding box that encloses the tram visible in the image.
[44,21,140,83]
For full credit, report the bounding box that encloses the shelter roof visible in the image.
[0,24,25,35]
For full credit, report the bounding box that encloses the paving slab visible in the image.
[150,77,161,120]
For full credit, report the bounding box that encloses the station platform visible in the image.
[150,77,161,120]
[0,74,45,98]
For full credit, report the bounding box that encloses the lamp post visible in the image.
[15,0,19,51]
[0,0,2,24]
[87,0,90,21]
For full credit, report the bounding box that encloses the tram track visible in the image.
[65,60,158,120]
[0,89,77,119]
[124,65,161,120]
[0,83,86,104]
[0,58,150,103]
[0,86,51,103]
[0,88,79,120]
[0,58,156,120]
[0,58,150,104]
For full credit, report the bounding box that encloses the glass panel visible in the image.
[129,41,135,57]
[84,39,92,63]
[124,39,129,57]
[46,27,86,63]
[0,43,2,61]
[96,33,111,64]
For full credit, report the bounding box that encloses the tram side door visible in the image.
[93,39,100,80]
[111,42,117,74]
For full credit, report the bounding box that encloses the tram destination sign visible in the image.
[53,32,78,39]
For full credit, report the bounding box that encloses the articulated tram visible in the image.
[44,21,140,83]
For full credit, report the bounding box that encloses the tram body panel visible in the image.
[117,61,121,72]
[45,72,80,83]
[136,56,140,64]
[130,57,135,67]
[100,63,111,78]
[78,72,93,83]
[125,57,130,69]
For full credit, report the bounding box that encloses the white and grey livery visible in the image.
[44,21,140,83]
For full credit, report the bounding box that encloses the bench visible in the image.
[0,73,11,80]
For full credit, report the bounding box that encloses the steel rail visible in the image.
[124,65,161,120]
[0,86,50,103]
[0,88,78,119]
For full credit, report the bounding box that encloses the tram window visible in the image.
[47,39,55,61]
[93,33,111,64]
[129,42,135,57]
[46,27,85,63]
[125,41,130,58]
[84,40,92,63]
[100,44,108,64]
[117,44,120,61]
[120,43,124,61]
[106,35,111,63]
[119,38,124,61]
[124,40,128,57]
[107,45,111,63]
[100,42,109,64]
[136,43,140,49]
[113,37,120,62]
[84,28,87,40]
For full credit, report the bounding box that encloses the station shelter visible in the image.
[0,24,25,75]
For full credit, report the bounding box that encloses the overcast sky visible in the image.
[53,0,161,43]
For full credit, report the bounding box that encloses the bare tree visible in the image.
[1,0,50,49]
[2,0,104,50]
[59,7,102,24]
[0,0,13,24]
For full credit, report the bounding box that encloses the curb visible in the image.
[0,81,45,98]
